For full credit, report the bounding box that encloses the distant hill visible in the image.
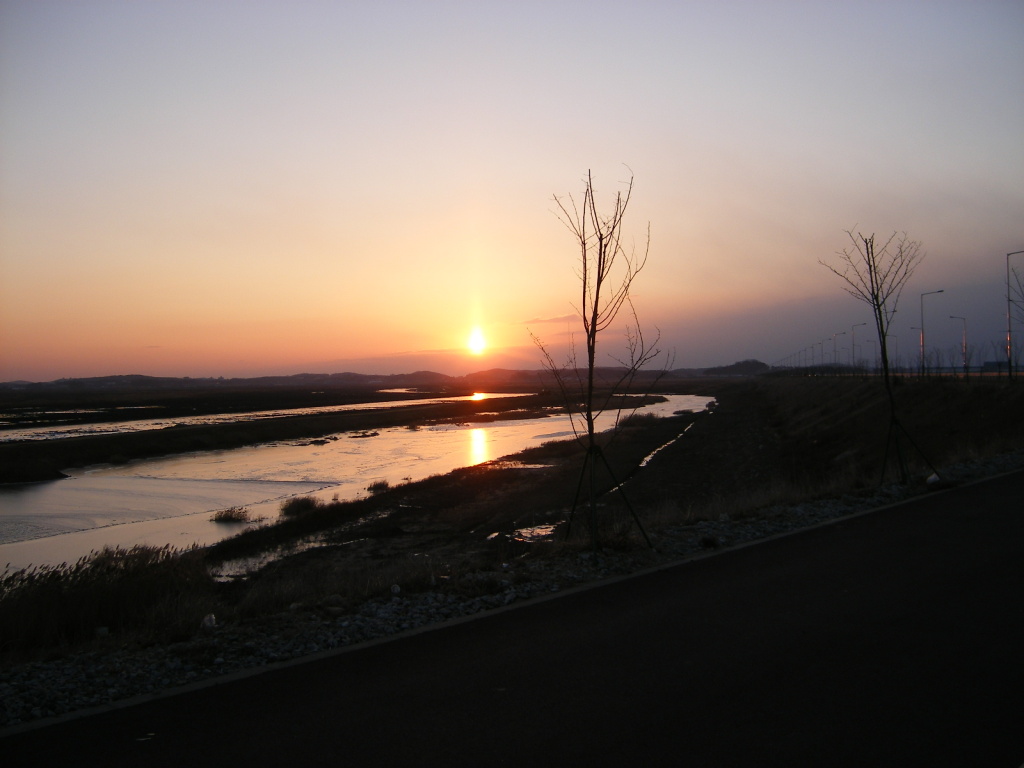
[0,359,771,396]
[0,371,458,395]
[699,359,770,376]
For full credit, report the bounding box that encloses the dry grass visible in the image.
[0,545,216,663]
[231,545,515,618]
[597,376,1024,538]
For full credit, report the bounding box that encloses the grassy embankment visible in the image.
[1,377,1022,664]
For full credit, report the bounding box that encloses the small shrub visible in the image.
[618,412,659,428]
[211,506,254,523]
[280,496,325,517]
[366,479,390,494]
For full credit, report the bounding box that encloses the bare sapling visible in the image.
[820,229,936,483]
[533,170,663,547]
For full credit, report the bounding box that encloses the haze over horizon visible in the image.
[2,1,1022,383]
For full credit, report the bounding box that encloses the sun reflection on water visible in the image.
[469,427,488,465]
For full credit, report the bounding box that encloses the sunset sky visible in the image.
[2,1,1022,382]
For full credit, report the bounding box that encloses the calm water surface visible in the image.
[0,394,710,569]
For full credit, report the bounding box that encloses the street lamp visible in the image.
[1007,250,1024,379]
[832,332,846,369]
[919,289,944,375]
[950,316,967,376]
[851,322,866,368]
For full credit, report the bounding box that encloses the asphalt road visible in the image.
[4,471,1023,767]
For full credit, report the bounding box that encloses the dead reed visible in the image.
[0,545,216,663]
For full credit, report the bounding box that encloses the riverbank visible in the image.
[3,377,1023,730]
[0,393,559,483]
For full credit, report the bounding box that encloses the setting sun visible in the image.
[468,327,486,355]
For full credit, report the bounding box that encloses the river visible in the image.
[0,394,710,570]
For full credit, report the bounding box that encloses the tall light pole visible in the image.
[1007,250,1024,379]
[851,322,866,368]
[919,289,944,375]
[832,331,846,369]
[950,316,967,377]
